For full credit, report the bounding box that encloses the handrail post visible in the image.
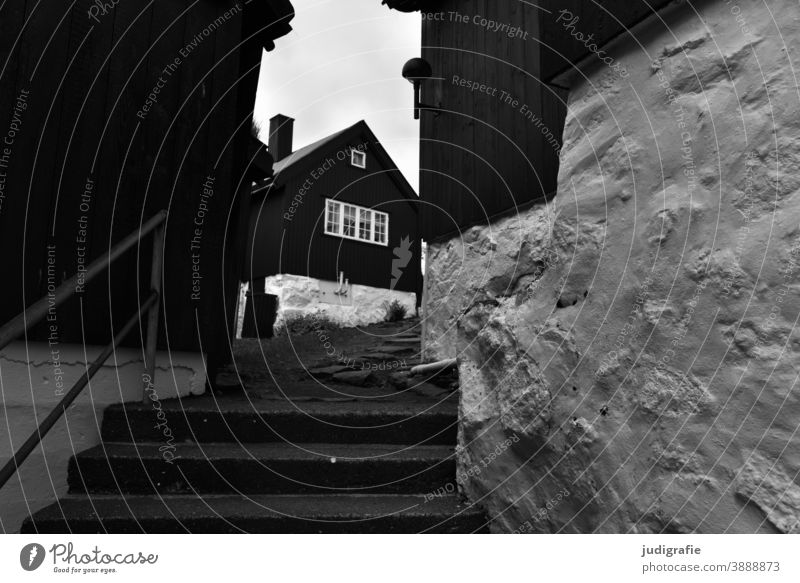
[143,222,165,403]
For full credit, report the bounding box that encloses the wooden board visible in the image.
[0,0,291,369]
[420,0,558,240]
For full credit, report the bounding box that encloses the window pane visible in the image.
[359,209,372,240]
[351,150,366,168]
[326,201,340,234]
[325,201,386,245]
[343,205,356,237]
[374,213,387,244]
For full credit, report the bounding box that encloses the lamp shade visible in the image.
[402,57,433,83]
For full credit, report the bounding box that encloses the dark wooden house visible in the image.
[0,0,295,370]
[383,0,674,241]
[243,116,421,325]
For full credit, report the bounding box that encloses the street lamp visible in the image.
[402,57,441,119]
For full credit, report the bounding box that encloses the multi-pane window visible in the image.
[374,212,387,245]
[342,204,357,237]
[324,199,388,246]
[325,200,340,234]
[358,209,372,241]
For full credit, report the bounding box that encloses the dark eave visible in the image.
[246,137,275,182]
[381,0,437,13]
[252,121,419,212]
[377,0,688,89]
[545,0,686,88]
[253,0,295,51]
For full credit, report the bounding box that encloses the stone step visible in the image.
[69,443,456,495]
[22,494,487,533]
[367,345,419,355]
[101,398,457,445]
[343,351,419,363]
[306,367,378,386]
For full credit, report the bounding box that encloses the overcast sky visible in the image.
[255,0,421,191]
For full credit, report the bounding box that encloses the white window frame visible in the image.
[324,198,389,247]
[373,212,387,246]
[350,149,367,169]
[325,200,340,235]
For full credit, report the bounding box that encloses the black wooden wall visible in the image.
[420,0,567,241]
[418,0,674,241]
[0,0,292,368]
[241,292,277,339]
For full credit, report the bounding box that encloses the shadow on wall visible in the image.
[0,343,205,532]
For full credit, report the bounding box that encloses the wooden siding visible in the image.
[0,0,290,365]
[418,0,673,240]
[420,0,567,240]
[247,132,422,296]
[246,186,286,281]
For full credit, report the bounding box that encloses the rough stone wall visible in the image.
[424,0,800,533]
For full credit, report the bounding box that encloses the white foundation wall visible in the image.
[264,274,416,330]
[0,342,205,532]
[424,0,800,533]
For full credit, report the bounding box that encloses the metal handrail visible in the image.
[0,212,167,490]
[0,293,158,488]
[0,210,167,352]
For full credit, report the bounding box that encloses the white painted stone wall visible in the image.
[424,0,800,533]
[0,343,205,532]
[263,274,416,330]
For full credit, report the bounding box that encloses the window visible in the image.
[342,204,356,237]
[350,149,366,169]
[358,208,372,240]
[374,212,387,245]
[324,199,388,246]
[325,200,340,234]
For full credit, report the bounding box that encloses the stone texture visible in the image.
[358,352,404,360]
[423,0,800,533]
[309,365,352,377]
[735,452,800,534]
[331,370,374,386]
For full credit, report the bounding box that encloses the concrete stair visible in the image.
[21,394,486,533]
[22,494,485,533]
[68,442,456,495]
[100,399,457,444]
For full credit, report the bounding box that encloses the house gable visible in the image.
[269,120,418,212]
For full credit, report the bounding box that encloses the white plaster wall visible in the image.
[265,274,416,330]
[425,0,800,533]
[235,281,249,339]
[0,342,205,532]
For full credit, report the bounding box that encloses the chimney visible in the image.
[268,114,294,161]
